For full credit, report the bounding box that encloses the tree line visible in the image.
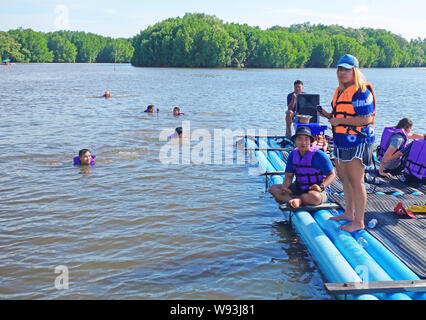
[0,29,134,63]
[131,13,425,68]
[1,13,425,68]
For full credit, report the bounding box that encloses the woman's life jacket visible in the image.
[377,127,408,160]
[404,140,426,180]
[292,146,326,191]
[331,83,376,136]
[73,155,96,165]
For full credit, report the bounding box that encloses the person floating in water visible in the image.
[103,91,111,98]
[144,105,158,113]
[173,107,184,116]
[168,127,183,140]
[73,149,96,166]
[269,126,336,208]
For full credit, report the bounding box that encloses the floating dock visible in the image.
[245,136,426,300]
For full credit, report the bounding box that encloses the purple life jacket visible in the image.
[292,145,326,191]
[73,155,96,166]
[404,140,426,179]
[377,127,408,160]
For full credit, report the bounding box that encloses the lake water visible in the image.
[0,64,424,299]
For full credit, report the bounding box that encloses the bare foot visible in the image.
[338,221,365,232]
[330,212,355,222]
[289,198,302,208]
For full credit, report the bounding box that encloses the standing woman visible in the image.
[320,54,376,232]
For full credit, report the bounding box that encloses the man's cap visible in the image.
[291,126,314,143]
[337,54,359,69]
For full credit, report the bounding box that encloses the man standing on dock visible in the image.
[286,80,304,137]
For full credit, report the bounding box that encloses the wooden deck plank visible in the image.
[325,280,426,295]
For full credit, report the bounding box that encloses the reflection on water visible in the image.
[0,64,424,299]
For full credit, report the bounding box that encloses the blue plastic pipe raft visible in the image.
[258,139,288,173]
[256,138,377,299]
[313,210,412,300]
[267,138,291,162]
[255,137,421,300]
[292,210,378,300]
[246,139,283,185]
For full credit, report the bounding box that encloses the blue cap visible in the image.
[337,54,359,69]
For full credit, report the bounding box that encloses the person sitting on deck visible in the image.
[269,126,336,208]
[378,118,425,177]
[382,138,426,186]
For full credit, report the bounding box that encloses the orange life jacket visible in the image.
[331,83,376,135]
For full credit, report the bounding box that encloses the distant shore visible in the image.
[1,13,424,69]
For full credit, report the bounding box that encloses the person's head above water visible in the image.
[144,105,155,113]
[175,127,183,138]
[104,91,111,98]
[74,149,96,166]
[173,107,184,116]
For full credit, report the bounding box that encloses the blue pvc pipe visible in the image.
[353,229,426,300]
[314,210,412,300]
[246,139,283,185]
[258,138,288,172]
[324,208,424,300]
[292,210,378,300]
[267,138,292,162]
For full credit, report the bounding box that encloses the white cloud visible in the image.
[269,6,425,40]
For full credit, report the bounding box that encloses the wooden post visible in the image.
[325,280,426,295]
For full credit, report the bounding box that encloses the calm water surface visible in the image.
[0,64,424,299]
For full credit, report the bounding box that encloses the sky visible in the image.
[1,0,425,40]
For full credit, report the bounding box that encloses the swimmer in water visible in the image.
[144,105,156,113]
[103,91,111,98]
[73,149,96,166]
[168,127,183,140]
[173,107,184,116]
